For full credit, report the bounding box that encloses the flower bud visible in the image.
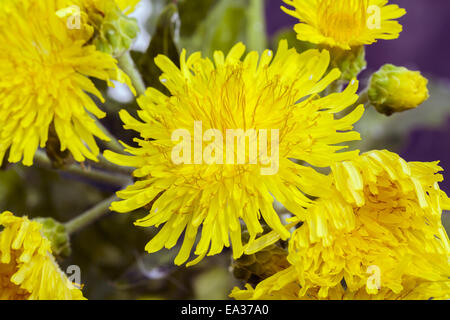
[34,217,71,258]
[90,5,139,57]
[368,64,429,115]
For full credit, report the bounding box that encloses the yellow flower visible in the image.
[368,64,429,115]
[105,40,364,266]
[231,150,450,300]
[282,0,406,50]
[0,0,134,166]
[0,212,85,300]
[231,278,450,300]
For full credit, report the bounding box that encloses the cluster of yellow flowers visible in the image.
[231,150,450,299]
[0,0,448,300]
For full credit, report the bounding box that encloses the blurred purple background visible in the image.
[265,0,450,192]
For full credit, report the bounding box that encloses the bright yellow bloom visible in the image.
[282,0,406,50]
[0,212,85,300]
[231,150,450,300]
[105,40,364,265]
[368,64,429,115]
[0,0,134,166]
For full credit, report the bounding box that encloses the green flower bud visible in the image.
[324,45,367,81]
[34,217,71,258]
[91,7,139,57]
[368,64,429,115]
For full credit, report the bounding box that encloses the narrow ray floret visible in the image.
[105,40,365,265]
[282,0,406,50]
[0,0,135,166]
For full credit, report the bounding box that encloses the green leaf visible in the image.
[180,0,269,57]
[137,4,180,94]
[178,0,216,38]
[245,0,268,53]
[271,28,316,53]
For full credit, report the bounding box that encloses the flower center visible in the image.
[318,0,368,43]
[0,252,31,300]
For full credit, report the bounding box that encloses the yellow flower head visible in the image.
[231,150,450,300]
[0,0,134,166]
[105,40,364,266]
[231,277,450,300]
[368,64,429,115]
[282,0,406,50]
[0,212,85,300]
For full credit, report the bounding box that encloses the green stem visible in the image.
[118,51,147,96]
[65,195,118,235]
[355,88,370,107]
[330,79,345,94]
[34,150,131,186]
[88,154,135,175]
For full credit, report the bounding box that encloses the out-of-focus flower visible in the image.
[105,40,364,266]
[231,150,450,300]
[0,0,134,166]
[281,0,406,50]
[0,212,85,300]
[368,64,429,115]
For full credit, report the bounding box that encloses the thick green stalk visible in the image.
[34,150,131,186]
[65,195,118,235]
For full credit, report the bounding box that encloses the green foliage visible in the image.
[179,0,268,57]
[137,3,180,94]
[272,28,316,53]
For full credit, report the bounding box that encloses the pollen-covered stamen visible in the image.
[318,0,368,42]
